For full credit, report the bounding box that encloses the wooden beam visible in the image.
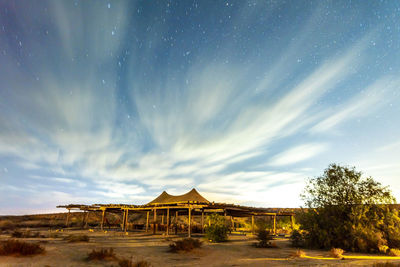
[166,208,170,236]
[101,209,106,231]
[273,214,276,235]
[201,209,204,234]
[175,211,178,235]
[146,211,149,232]
[121,210,126,231]
[290,215,294,230]
[251,215,255,234]
[153,209,157,234]
[65,209,71,227]
[188,207,192,238]
[124,209,129,232]
[85,211,89,229]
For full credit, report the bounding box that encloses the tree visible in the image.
[299,164,400,252]
[204,213,229,242]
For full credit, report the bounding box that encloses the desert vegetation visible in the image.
[294,164,400,254]
[169,238,202,252]
[204,213,229,242]
[0,239,45,256]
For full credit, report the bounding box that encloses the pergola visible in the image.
[57,189,295,237]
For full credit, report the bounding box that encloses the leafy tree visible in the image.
[299,164,400,252]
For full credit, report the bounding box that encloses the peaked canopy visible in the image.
[147,188,210,205]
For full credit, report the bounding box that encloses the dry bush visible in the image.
[330,248,344,258]
[373,262,400,267]
[0,220,15,230]
[64,234,89,243]
[119,257,151,267]
[169,238,202,252]
[388,248,400,256]
[86,248,116,261]
[0,239,45,256]
[291,249,306,258]
[379,245,390,254]
[47,232,60,238]
[11,230,42,238]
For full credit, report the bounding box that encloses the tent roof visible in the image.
[147,188,210,205]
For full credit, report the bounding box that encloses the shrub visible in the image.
[299,164,399,253]
[330,248,344,258]
[255,229,274,248]
[379,245,389,254]
[119,257,152,267]
[0,220,15,230]
[291,249,306,258]
[11,230,41,238]
[0,239,45,256]
[373,263,400,267]
[388,248,400,256]
[86,248,116,261]
[205,214,229,242]
[290,230,305,247]
[64,234,89,243]
[169,238,202,252]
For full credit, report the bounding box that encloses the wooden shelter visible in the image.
[57,188,295,237]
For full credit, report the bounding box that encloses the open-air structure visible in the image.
[58,188,295,237]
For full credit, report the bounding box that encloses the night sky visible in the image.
[1,1,400,214]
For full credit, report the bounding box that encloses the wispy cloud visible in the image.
[0,1,399,213]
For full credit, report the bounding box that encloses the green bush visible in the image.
[255,229,273,248]
[299,164,400,253]
[290,230,305,247]
[205,214,229,242]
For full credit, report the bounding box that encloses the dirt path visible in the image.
[1,229,400,266]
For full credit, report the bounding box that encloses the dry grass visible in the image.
[118,257,152,267]
[86,248,116,261]
[373,262,400,267]
[169,238,202,252]
[0,220,15,230]
[63,234,89,243]
[11,230,43,238]
[330,247,344,258]
[291,249,306,258]
[0,239,45,256]
[388,249,400,257]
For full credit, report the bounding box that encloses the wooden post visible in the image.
[122,210,126,231]
[231,216,234,231]
[101,209,106,231]
[251,215,255,234]
[201,209,204,234]
[85,211,89,229]
[153,209,157,234]
[65,209,71,227]
[188,207,192,238]
[166,208,170,236]
[146,211,149,232]
[125,209,129,232]
[162,213,164,225]
[290,215,294,230]
[273,214,276,235]
[175,211,178,235]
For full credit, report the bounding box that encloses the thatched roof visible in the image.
[146,188,210,205]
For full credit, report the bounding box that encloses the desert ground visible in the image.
[1,228,400,267]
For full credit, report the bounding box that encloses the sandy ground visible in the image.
[1,229,400,267]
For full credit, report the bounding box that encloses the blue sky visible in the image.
[0,1,399,214]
